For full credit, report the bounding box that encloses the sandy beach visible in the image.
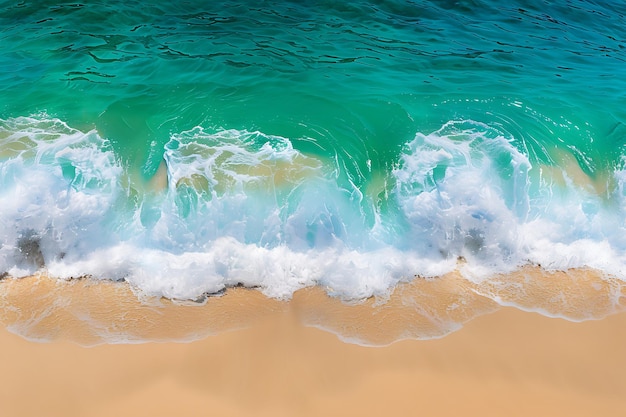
[1,272,625,417]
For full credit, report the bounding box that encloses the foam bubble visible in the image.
[0,116,122,275]
[2,115,626,306]
[393,120,626,283]
[0,117,449,301]
[393,120,531,274]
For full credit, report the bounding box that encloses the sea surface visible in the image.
[1,1,625,313]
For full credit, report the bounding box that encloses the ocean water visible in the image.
[1,1,625,310]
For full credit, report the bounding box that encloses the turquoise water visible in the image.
[1,1,626,303]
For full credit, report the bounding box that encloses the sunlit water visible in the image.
[1,0,625,306]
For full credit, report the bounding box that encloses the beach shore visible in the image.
[1,273,625,417]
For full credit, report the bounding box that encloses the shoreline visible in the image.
[1,268,623,345]
[1,270,625,416]
[1,304,625,416]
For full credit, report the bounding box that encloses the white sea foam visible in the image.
[1,115,626,304]
[392,120,530,275]
[0,116,122,275]
[393,120,626,282]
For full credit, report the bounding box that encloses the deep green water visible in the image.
[1,0,626,303]
[3,1,625,176]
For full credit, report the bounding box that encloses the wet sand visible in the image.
[1,272,625,416]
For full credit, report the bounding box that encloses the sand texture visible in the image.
[0,271,625,416]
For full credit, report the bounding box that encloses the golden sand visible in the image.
[1,267,622,345]
[1,269,625,416]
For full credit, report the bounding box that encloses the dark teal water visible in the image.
[1,1,625,303]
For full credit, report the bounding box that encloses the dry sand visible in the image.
[1,271,625,417]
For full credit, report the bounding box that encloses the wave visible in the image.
[1,114,625,305]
